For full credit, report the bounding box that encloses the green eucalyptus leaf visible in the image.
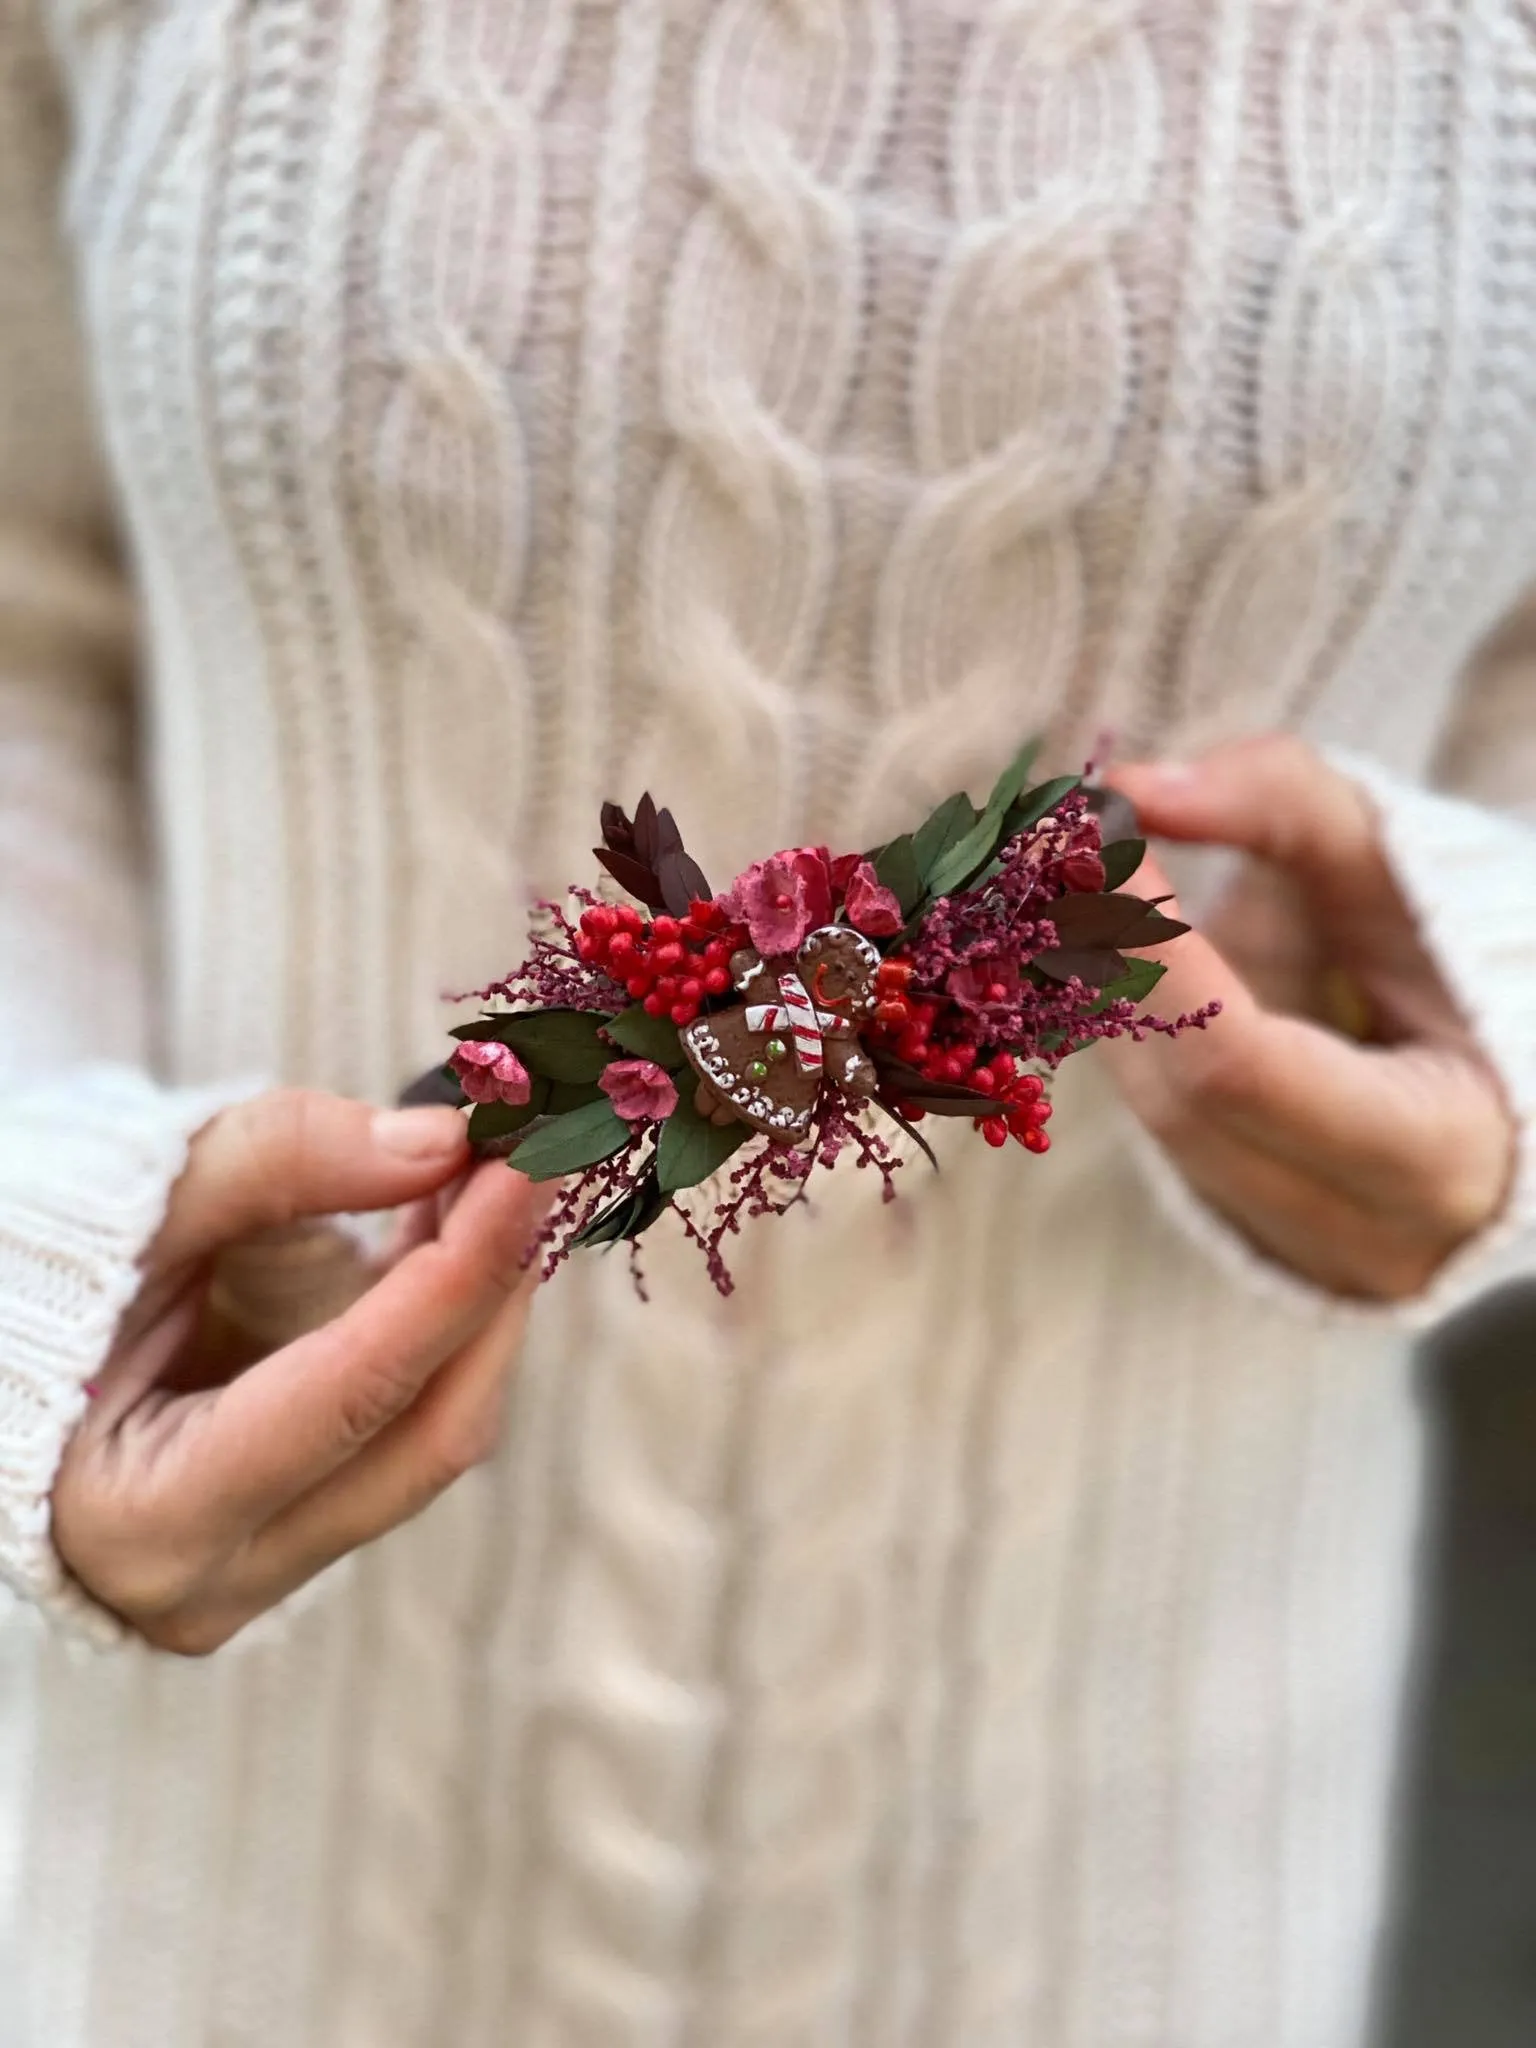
[922,812,1009,900]
[924,759,1075,902]
[467,1083,549,1146]
[623,1172,670,1240]
[984,736,1043,815]
[655,1093,751,1193]
[570,1187,645,1248]
[1000,774,1083,841]
[571,1168,669,1249]
[496,1009,614,1083]
[546,1077,607,1114]
[468,1102,532,1144]
[510,1098,633,1181]
[1085,956,1168,1014]
[1098,837,1147,891]
[911,791,980,882]
[604,1005,686,1066]
[872,833,924,916]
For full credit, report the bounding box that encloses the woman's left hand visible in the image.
[1102,735,1516,1303]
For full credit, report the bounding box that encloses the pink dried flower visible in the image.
[450,1039,532,1106]
[829,851,863,897]
[842,859,903,936]
[720,846,833,958]
[599,1058,679,1123]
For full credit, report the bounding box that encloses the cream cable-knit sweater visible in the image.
[2,3,1536,2044]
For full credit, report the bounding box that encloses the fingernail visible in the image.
[372,1106,467,1159]
[1143,760,1197,785]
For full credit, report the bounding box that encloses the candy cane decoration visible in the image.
[745,971,847,1075]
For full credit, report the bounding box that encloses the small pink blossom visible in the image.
[842,859,903,936]
[599,1058,679,1124]
[947,958,1023,1019]
[720,845,833,958]
[450,1039,533,1106]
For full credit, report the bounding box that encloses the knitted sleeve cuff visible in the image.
[0,1066,256,1644]
[1129,752,1536,1332]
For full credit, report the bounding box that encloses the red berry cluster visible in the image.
[969,1057,1053,1154]
[576,901,748,1028]
[866,954,1053,1154]
[864,957,934,1054]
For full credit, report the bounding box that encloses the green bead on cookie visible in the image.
[764,1037,788,1062]
[746,1058,770,1081]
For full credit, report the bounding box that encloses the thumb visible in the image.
[1114,849,1254,1029]
[1094,849,1257,1097]
[150,1092,470,1270]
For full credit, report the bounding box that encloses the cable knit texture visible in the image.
[2,2,1535,2045]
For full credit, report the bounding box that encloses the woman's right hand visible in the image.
[52,1091,548,1654]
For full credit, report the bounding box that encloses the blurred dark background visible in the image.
[1377,1282,1536,2048]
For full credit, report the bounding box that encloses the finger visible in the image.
[1098,849,1259,1085]
[1116,743,1480,1055]
[176,1162,548,1529]
[377,1195,442,1270]
[1108,735,1430,1008]
[1110,736,1385,901]
[375,1166,479,1273]
[89,1273,211,1426]
[232,1276,535,1606]
[1101,856,1462,1186]
[153,1093,470,1270]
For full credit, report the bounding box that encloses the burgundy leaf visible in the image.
[1118,909,1190,946]
[872,1097,940,1169]
[593,846,669,910]
[1047,892,1189,949]
[872,1054,994,1107]
[657,845,713,917]
[654,806,683,856]
[600,801,636,855]
[879,1090,996,1119]
[1033,946,1130,987]
[633,792,661,868]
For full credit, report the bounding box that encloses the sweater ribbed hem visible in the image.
[0,1067,256,1644]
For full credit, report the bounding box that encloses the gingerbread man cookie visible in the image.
[681,925,881,1139]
